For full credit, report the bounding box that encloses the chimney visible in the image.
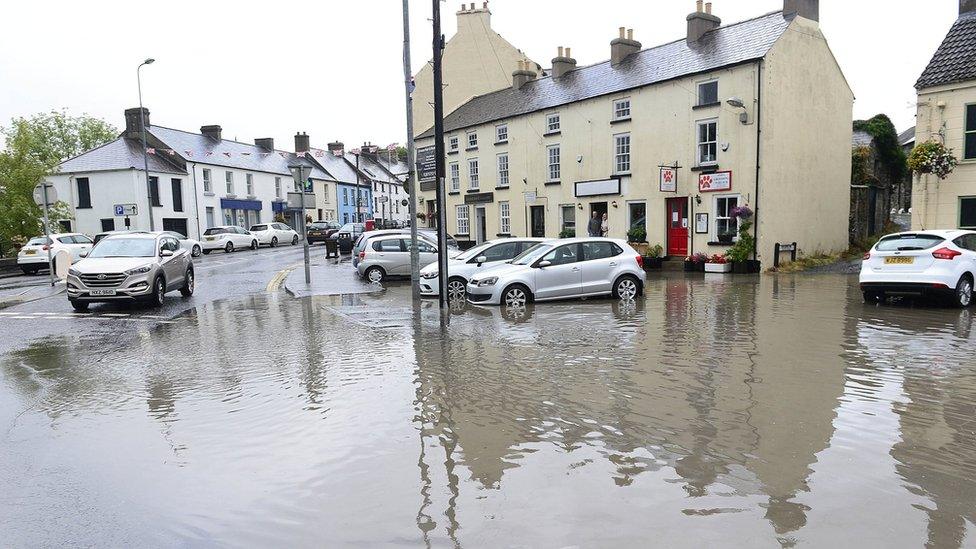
[961,0,976,15]
[294,132,310,153]
[551,46,578,78]
[512,60,537,90]
[254,137,274,151]
[457,0,491,27]
[327,141,344,153]
[687,1,721,44]
[611,27,641,65]
[201,125,222,141]
[784,0,819,21]
[124,107,149,139]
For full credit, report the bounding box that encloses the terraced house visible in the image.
[416,0,852,266]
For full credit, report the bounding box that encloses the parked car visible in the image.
[66,232,193,311]
[162,231,203,257]
[94,230,147,244]
[859,230,976,307]
[200,226,258,254]
[466,238,646,306]
[250,222,300,247]
[357,235,439,283]
[351,229,443,268]
[330,223,367,253]
[419,238,545,299]
[17,233,94,275]
[307,221,341,244]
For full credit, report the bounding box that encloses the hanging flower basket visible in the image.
[908,141,958,180]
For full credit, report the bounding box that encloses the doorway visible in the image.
[666,197,689,257]
[589,202,608,236]
[530,205,546,237]
[475,206,487,244]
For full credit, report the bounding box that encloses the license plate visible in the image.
[885,257,914,265]
[205,237,215,241]
[25,250,36,255]
[89,289,117,296]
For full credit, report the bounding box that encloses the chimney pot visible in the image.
[627,28,633,40]
[687,2,721,44]
[551,46,578,78]
[201,125,222,141]
[618,26,626,38]
[566,47,572,57]
[558,46,564,57]
[512,59,537,90]
[696,0,703,12]
[611,28,641,66]
[483,1,488,8]
[705,2,712,14]
[123,107,150,139]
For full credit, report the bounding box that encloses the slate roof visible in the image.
[852,130,874,147]
[418,11,791,138]
[307,148,359,184]
[898,127,916,147]
[916,12,976,89]
[58,137,185,175]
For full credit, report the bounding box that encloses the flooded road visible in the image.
[2,273,975,547]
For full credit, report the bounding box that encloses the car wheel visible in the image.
[70,299,89,312]
[225,242,234,253]
[863,290,884,304]
[180,268,195,297]
[292,235,299,245]
[202,249,211,255]
[21,266,38,275]
[612,275,640,300]
[447,277,467,300]
[271,236,278,248]
[365,266,385,283]
[502,284,530,308]
[192,244,202,257]
[953,275,973,308]
[150,276,166,307]
[250,240,258,250]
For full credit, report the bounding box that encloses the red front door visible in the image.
[666,198,689,257]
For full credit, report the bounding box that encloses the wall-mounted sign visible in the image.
[464,192,494,205]
[113,203,138,216]
[659,167,677,192]
[575,177,621,198]
[416,146,436,182]
[695,213,709,234]
[698,170,732,193]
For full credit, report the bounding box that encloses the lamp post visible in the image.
[290,164,314,284]
[137,57,155,231]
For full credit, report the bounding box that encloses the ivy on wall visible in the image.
[852,114,907,185]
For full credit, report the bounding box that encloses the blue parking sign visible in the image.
[115,205,124,216]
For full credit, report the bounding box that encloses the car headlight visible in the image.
[68,268,81,277]
[477,277,498,287]
[125,264,153,275]
[421,271,438,279]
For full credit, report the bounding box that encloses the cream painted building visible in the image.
[416,0,853,267]
[911,1,976,231]
[411,2,540,139]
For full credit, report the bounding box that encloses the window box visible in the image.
[448,191,460,196]
[705,262,732,273]
[495,186,509,190]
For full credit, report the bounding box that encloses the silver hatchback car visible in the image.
[357,235,439,283]
[466,238,646,306]
[66,232,194,311]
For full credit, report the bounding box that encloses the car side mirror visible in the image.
[476,255,488,266]
[79,251,89,258]
[160,249,175,257]
[537,260,552,268]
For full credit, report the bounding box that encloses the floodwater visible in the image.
[2,274,976,547]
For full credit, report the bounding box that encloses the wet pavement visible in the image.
[1,269,976,547]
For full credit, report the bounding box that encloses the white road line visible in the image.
[100,313,130,317]
[10,316,33,319]
[0,312,16,315]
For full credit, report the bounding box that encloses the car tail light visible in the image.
[635,255,643,269]
[932,247,962,260]
[359,251,366,260]
[862,252,870,261]
[42,245,50,251]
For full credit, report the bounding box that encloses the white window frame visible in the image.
[275,177,282,198]
[499,201,511,234]
[697,119,718,166]
[614,133,631,174]
[246,173,254,196]
[466,131,478,149]
[202,168,212,193]
[468,158,480,190]
[496,124,508,143]
[547,144,561,182]
[697,80,719,106]
[449,135,459,152]
[561,204,576,232]
[225,171,234,195]
[546,113,561,134]
[449,162,460,192]
[713,194,741,241]
[456,205,470,235]
[497,153,509,187]
[613,98,631,121]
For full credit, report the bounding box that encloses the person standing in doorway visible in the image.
[601,213,609,237]
[587,211,601,237]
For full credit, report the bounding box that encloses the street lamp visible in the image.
[138,57,155,231]
[289,163,313,284]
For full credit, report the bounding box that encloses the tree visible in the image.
[0,111,116,254]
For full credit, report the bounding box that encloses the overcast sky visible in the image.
[0,1,960,152]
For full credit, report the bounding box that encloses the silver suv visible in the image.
[66,232,194,311]
[357,235,439,283]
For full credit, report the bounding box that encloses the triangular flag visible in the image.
[223,152,231,157]
[146,147,156,154]
[184,150,193,157]
[297,152,306,158]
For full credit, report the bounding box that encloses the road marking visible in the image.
[267,260,305,292]
[100,313,130,317]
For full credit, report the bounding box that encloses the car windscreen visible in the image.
[89,238,157,258]
[511,243,553,265]
[250,225,268,232]
[165,231,187,239]
[454,242,492,261]
[308,223,328,229]
[204,228,228,236]
[27,237,51,246]
[875,234,945,252]
[338,224,356,233]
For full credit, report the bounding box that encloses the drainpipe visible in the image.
[190,162,202,239]
[753,60,763,262]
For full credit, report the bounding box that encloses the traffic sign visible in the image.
[114,204,138,216]
[377,196,390,204]
[32,182,57,207]
[401,199,409,207]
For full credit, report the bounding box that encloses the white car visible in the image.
[200,226,258,254]
[860,230,976,307]
[17,232,94,275]
[466,238,646,306]
[162,231,203,257]
[249,222,300,248]
[419,238,544,299]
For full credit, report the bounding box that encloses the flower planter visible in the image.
[629,242,650,256]
[684,261,698,272]
[705,262,732,273]
[732,260,762,274]
[643,257,663,270]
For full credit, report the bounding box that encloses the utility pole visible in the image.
[432,0,449,311]
[402,0,421,299]
[137,58,156,231]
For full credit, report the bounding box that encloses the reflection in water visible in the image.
[1,275,976,546]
